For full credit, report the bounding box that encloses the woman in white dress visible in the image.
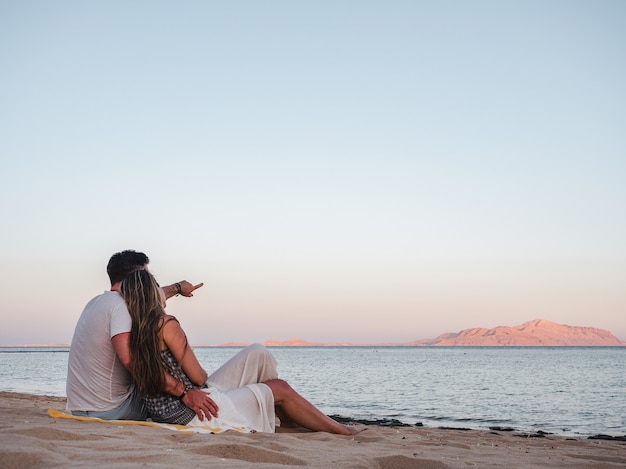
[119,269,355,435]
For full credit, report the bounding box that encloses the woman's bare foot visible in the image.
[344,426,368,436]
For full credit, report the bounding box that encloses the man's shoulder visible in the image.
[88,290,124,305]
[76,290,130,337]
[81,291,127,317]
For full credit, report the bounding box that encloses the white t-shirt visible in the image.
[66,291,134,411]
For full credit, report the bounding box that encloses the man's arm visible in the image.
[161,280,204,299]
[162,371,218,421]
[111,332,218,420]
[111,333,132,370]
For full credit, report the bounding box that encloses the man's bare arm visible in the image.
[111,333,132,370]
[111,332,217,420]
[162,371,218,421]
[161,280,204,299]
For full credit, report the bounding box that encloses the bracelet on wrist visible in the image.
[178,385,190,400]
[175,282,182,296]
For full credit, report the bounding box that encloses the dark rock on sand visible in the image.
[588,434,626,441]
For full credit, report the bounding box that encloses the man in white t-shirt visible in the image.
[66,250,218,420]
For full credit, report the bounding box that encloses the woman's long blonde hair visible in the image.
[119,269,166,396]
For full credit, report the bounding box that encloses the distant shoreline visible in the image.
[3,319,624,347]
[1,344,625,350]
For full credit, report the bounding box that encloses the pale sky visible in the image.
[1,1,625,346]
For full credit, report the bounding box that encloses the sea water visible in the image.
[0,346,624,437]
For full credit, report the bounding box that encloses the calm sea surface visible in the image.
[0,346,624,437]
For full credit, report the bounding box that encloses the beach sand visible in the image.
[1,392,624,468]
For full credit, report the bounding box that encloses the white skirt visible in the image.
[186,344,278,433]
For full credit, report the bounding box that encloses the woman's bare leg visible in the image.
[264,379,356,435]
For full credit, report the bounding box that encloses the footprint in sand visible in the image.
[13,427,101,441]
[2,452,46,468]
[191,443,307,466]
[375,455,451,469]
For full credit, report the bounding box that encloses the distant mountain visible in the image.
[411,319,626,346]
[262,338,323,347]
[199,319,625,347]
[210,339,324,347]
[6,320,623,348]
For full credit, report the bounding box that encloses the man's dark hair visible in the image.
[106,250,150,285]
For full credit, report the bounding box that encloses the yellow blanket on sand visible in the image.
[47,409,245,434]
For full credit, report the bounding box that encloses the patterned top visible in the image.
[143,350,198,425]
